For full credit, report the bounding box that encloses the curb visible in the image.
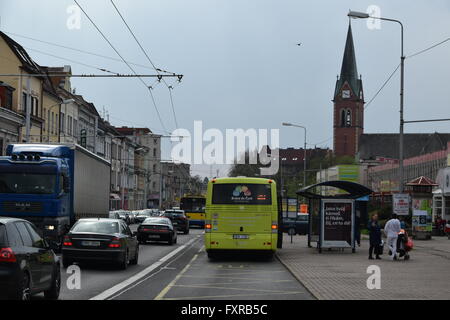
[275,252,320,300]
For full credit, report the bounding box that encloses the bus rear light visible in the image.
[205,224,212,229]
[268,179,273,184]
[271,224,278,229]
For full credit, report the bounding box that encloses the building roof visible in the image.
[358,133,450,161]
[334,24,362,99]
[115,127,152,135]
[297,180,373,199]
[406,176,438,186]
[0,31,41,74]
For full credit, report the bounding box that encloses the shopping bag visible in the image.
[405,238,414,250]
[376,240,384,255]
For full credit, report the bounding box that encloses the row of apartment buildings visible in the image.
[0,31,193,210]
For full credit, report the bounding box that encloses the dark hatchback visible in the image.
[160,210,189,234]
[0,217,61,300]
[137,217,177,245]
[62,218,139,270]
[281,215,309,235]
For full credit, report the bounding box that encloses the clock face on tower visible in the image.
[342,90,350,99]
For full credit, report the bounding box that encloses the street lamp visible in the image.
[282,122,307,188]
[47,99,75,143]
[348,10,406,192]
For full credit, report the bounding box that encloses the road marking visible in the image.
[171,279,293,287]
[154,252,199,300]
[89,236,199,300]
[163,291,307,300]
[172,283,299,294]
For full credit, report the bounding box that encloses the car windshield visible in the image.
[144,218,169,225]
[0,224,6,246]
[72,221,119,234]
[0,173,57,194]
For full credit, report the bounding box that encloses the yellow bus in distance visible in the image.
[180,195,206,228]
[205,177,280,259]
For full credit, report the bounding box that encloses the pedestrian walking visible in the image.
[384,214,401,260]
[367,214,382,260]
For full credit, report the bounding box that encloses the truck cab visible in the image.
[0,144,72,248]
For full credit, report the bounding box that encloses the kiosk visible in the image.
[297,181,372,253]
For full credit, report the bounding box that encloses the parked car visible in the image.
[62,218,139,270]
[0,217,61,300]
[137,217,177,245]
[281,215,309,235]
[160,209,190,234]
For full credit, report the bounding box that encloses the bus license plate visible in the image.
[233,235,249,239]
[82,241,100,247]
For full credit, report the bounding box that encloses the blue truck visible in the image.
[0,144,111,249]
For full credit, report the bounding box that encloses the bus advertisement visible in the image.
[205,177,281,259]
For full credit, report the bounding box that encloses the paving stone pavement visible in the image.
[276,234,450,300]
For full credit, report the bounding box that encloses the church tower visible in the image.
[333,24,365,158]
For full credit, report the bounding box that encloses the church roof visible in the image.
[334,24,362,98]
[358,133,450,161]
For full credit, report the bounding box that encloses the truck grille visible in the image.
[2,201,43,213]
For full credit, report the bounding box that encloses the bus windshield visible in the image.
[180,197,205,213]
[212,183,272,205]
[0,173,57,194]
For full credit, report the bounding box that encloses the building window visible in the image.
[51,112,54,134]
[5,90,12,110]
[60,113,65,133]
[153,148,156,157]
[47,110,51,132]
[153,164,156,172]
[340,109,346,127]
[346,110,352,127]
[22,93,27,112]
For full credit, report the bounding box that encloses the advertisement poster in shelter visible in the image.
[322,200,353,246]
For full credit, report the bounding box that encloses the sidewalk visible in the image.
[276,234,450,300]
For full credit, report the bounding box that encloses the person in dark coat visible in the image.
[368,214,382,260]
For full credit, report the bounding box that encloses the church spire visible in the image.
[334,23,362,99]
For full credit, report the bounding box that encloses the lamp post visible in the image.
[46,99,75,143]
[348,10,406,192]
[282,123,307,188]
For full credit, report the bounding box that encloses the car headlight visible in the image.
[45,225,55,230]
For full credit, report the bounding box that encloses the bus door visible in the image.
[277,192,283,248]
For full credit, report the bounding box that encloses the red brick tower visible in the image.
[333,24,365,158]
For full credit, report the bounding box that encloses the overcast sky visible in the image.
[1,0,450,177]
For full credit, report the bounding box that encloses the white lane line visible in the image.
[89,236,200,300]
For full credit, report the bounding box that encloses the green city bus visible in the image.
[205,177,281,259]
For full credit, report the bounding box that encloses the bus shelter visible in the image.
[297,181,373,253]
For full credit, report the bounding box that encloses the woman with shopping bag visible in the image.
[368,214,382,260]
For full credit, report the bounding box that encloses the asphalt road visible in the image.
[32,227,313,300]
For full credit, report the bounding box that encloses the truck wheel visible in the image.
[44,266,61,300]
